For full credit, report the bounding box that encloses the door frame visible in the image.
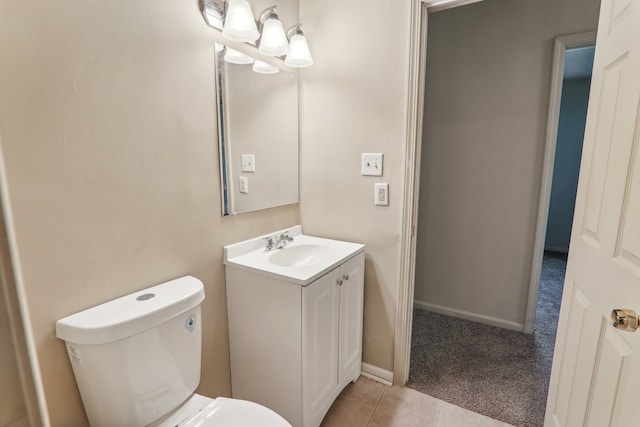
[523,31,596,334]
[0,135,47,425]
[393,0,486,385]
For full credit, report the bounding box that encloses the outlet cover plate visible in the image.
[241,154,255,173]
[239,176,248,194]
[361,153,383,176]
[375,183,389,206]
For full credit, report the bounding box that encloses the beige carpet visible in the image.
[406,252,566,427]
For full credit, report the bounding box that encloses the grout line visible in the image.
[364,388,383,426]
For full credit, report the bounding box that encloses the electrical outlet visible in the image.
[361,153,383,176]
[375,183,389,206]
[241,154,255,172]
[239,176,248,194]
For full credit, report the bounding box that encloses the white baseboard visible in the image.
[361,362,393,386]
[413,300,524,332]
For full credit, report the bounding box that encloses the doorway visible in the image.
[395,2,597,424]
[525,35,597,334]
[406,38,594,425]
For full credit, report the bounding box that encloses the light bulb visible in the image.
[258,10,290,57]
[285,33,313,68]
[224,48,255,65]
[222,0,259,43]
[253,60,279,74]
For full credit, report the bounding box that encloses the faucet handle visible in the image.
[274,231,294,249]
[262,236,275,250]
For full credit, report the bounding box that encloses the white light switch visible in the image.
[241,155,255,173]
[375,183,389,206]
[239,176,248,194]
[361,153,383,176]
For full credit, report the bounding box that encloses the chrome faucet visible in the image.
[275,231,294,249]
[263,231,294,251]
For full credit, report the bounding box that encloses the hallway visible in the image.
[406,252,567,427]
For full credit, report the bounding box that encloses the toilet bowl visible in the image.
[56,276,290,427]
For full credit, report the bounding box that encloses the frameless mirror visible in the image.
[215,45,299,215]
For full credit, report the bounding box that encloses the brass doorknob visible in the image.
[611,309,640,332]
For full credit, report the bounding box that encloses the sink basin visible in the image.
[223,225,365,285]
[269,244,333,267]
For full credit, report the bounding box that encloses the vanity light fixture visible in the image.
[200,0,315,71]
[252,60,279,74]
[258,7,290,57]
[285,25,313,68]
[222,0,260,43]
[224,47,255,65]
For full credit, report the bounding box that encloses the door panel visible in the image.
[302,268,340,425]
[585,322,633,427]
[338,253,364,385]
[616,107,640,265]
[582,53,627,242]
[552,286,592,426]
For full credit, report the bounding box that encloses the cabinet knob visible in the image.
[337,278,343,286]
[343,274,350,281]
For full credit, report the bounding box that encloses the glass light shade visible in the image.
[222,0,259,43]
[224,48,255,65]
[285,33,313,68]
[252,60,279,74]
[259,18,290,56]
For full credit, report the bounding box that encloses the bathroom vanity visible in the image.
[224,226,365,427]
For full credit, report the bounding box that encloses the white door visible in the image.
[545,0,640,425]
[338,253,365,385]
[302,268,340,425]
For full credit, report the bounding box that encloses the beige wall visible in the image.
[299,0,411,372]
[0,1,298,425]
[414,0,601,327]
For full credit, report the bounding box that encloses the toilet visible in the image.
[56,276,291,427]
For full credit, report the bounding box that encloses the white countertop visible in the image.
[223,225,365,285]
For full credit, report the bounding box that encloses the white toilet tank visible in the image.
[56,276,205,427]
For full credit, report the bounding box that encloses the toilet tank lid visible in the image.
[55,276,205,345]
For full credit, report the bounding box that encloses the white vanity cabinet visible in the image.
[225,250,364,427]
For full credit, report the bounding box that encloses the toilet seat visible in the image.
[182,397,291,427]
[151,394,291,427]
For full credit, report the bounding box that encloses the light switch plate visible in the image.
[361,153,383,176]
[375,183,389,206]
[241,155,255,173]
[239,176,248,194]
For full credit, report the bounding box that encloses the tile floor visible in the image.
[320,376,515,427]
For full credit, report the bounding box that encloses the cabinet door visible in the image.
[338,253,365,385]
[302,267,340,425]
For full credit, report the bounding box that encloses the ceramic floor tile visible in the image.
[368,406,440,427]
[437,402,516,427]
[339,376,387,408]
[320,394,374,427]
[322,384,513,427]
[373,386,441,426]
